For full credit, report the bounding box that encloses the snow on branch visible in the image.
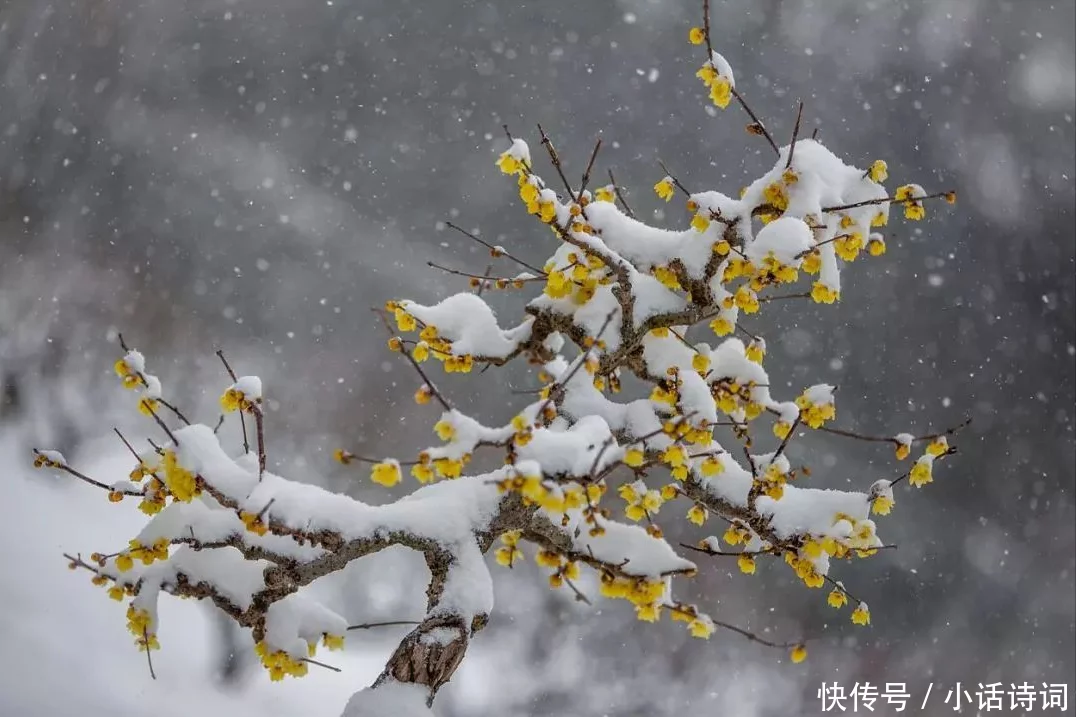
[33,3,966,714]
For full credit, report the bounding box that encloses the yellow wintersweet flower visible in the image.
[691,353,710,374]
[371,461,402,487]
[709,75,731,109]
[538,200,557,224]
[688,26,706,45]
[240,510,269,536]
[496,152,525,175]
[640,490,663,513]
[662,444,687,468]
[688,618,714,639]
[867,236,886,256]
[393,308,417,332]
[635,603,661,622]
[691,213,711,232]
[594,185,615,203]
[700,456,723,477]
[790,644,808,663]
[868,159,888,183]
[411,461,435,483]
[909,457,933,488]
[745,341,765,363]
[810,281,839,304]
[220,387,243,413]
[709,317,733,337]
[434,419,456,441]
[926,436,949,456]
[851,603,871,626]
[624,448,646,468]
[323,633,345,651]
[763,181,789,212]
[827,588,848,609]
[653,265,681,290]
[895,184,925,220]
[654,177,675,202]
[871,493,894,515]
[687,504,707,526]
[737,554,756,575]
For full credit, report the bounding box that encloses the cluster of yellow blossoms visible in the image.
[114,537,171,573]
[386,303,475,373]
[253,633,346,681]
[794,390,837,430]
[126,605,160,652]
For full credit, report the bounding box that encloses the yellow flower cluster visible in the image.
[894,184,926,221]
[162,450,199,502]
[619,481,664,522]
[871,494,894,516]
[669,604,715,639]
[536,549,582,588]
[696,62,731,109]
[542,252,610,306]
[384,306,476,373]
[784,549,825,588]
[810,281,840,304]
[760,462,790,500]
[599,572,667,623]
[255,640,309,681]
[31,452,64,469]
[115,538,170,572]
[795,391,836,430]
[494,530,524,567]
[126,605,160,652]
[495,150,529,176]
[137,476,167,515]
[712,379,763,420]
[834,232,864,262]
[220,387,258,414]
[113,357,142,390]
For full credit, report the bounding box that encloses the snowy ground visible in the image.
[0,434,381,717]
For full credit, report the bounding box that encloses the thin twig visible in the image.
[537,124,578,203]
[444,221,547,275]
[427,261,542,284]
[607,169,635,218]
[301,657,342,673]
[143,628,157,680]
[346,620,422,631]
[34,450,143,496]
[731,87,780,156]
[113,428,141,463]
[786,100,804,169]
[579,137,603,196]
[822,190,954,214]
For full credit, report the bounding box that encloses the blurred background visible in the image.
[1,0,1073,715]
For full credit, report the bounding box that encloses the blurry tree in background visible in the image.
[1,0,1073,715]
